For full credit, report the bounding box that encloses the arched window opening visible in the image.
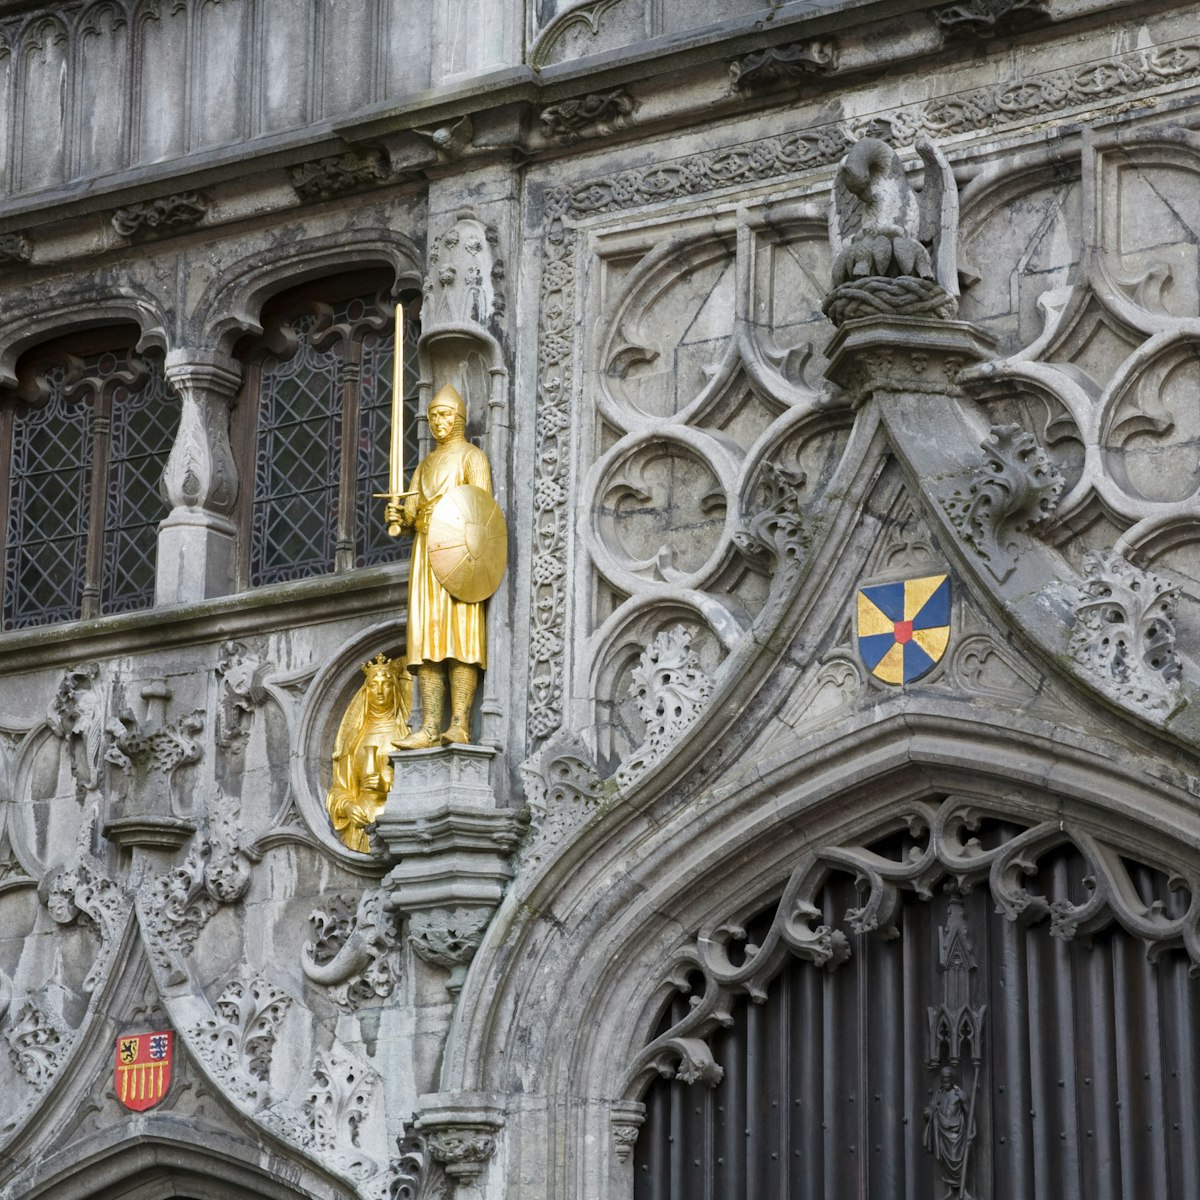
[232,269,421,589]
[635,814,1200,1199]
[0,327,175,630]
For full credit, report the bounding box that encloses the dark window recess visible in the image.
[636,841,1200,1200]
[1,341,176,631]
[236,274,419,589]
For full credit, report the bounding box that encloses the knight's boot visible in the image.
[397,666,445,750]
[442,662,477,744]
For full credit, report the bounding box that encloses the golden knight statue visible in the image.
[326,653,412,852]
[385,384,505,749]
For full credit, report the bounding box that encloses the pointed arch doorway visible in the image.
[632,797,1200,1199]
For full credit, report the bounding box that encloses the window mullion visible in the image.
[0,407,12,624]
[335,338,361,573]
[81,389,112,621]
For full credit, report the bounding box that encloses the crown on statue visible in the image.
[361,652,399,680]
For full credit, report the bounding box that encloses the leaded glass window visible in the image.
[235,274,418,589]
[0,338,177,631]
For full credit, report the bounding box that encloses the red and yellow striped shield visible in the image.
[115,1030,172,1111]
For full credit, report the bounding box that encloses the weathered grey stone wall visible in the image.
[1,0,1200,1197]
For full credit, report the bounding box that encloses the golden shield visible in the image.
[427,484,508,602]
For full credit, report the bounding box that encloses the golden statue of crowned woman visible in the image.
[326,308,506,852]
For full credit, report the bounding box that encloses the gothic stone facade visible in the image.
[1,1,1199,1198]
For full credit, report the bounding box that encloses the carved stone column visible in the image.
[157,349,241,603]
[415,1093,504,1199]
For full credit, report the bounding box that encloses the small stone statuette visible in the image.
[326,654,412,852]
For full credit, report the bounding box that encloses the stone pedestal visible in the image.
[823,316,997,403]
[374,744,526,990]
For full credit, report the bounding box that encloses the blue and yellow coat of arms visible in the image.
[856,574,951,685]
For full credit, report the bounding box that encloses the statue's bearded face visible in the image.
[429,404,457,442]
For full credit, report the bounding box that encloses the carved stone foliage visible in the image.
[422,213,505,330]
[424,1128,497,1183]
[407,907,492,993]
[300,1046,378,1181]
[215,640,271,754]
[4,997,66,1092]
[628,794,1200,1096]
[610,1101,645,1164]
[139,801,260,976]
[47,662,106,793]
[934,0,1051,39]
[302,888,400,1011]
[188,975,291,1110]
[288,149,390,201]
[728,39,838,90]
[944,423,1064,581]
[111,192,209,239]
[734,461,811,576]
[1068,552,1182,717]
[387,1131,450,1200]
[46,849,128,994]
[540,88,635,142]
[616,626,714,787]
[519,730,604,870]
[0,233,33,266]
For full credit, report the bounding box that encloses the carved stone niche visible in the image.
[373,746,526,992]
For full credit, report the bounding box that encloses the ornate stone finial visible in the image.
[944,424,1064,581]
[824,136,960,326]
[1068,551,1182,717]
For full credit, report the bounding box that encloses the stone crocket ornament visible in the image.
[326,654,412,852]
[385,384,507,749]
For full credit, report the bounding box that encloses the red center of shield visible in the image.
[893,619,913,645]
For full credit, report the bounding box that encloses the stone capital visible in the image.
[415,1093,504,1187]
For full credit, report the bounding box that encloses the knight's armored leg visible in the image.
[397,665,445,750]
[442,661,477,744]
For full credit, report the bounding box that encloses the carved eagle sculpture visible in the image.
[828,135,960,298]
